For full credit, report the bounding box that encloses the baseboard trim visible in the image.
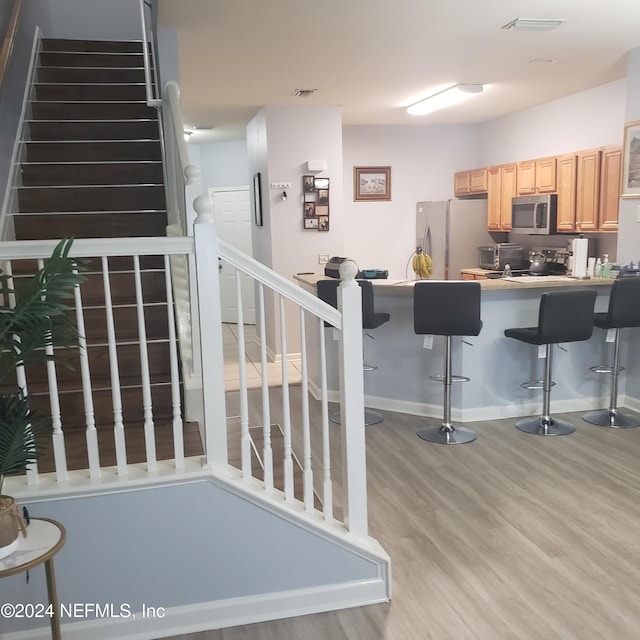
[317,386,616,424]
[5,578,389,640]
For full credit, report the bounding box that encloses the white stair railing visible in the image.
[192,197,369,538]
[0,224,371,541]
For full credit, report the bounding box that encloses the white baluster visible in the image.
[164,255,184,468]
[4,261,39,485]
[318,316,333,522]
[134,256,156,472]
[299,308,314,513]
[193,195,228,469]
[102,256,128,475]
[258,284,273,494]
[338,261,368,538]
[73,268,100,477]
[37,259,67,483]
[235,269,251,480]
[279,295,294,503]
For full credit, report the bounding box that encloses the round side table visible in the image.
[0,518,66,640]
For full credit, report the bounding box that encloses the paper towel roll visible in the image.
[572,237,589,278]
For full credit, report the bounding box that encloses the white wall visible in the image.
[247,106,345,357]
[476,80,626,166]
[197,140,250,189]
[341,125,478,279]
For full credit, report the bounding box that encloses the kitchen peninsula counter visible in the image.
[295,273,640,424]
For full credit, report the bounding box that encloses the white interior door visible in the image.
[209,188,256,324]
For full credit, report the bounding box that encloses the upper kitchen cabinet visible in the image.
[454,168,488,196]
[556,153,578,231]
[598,145,622,232]
[557,146,621,233]
[487,163,516,231]
[575,148,601,232]
[516,157,557,195]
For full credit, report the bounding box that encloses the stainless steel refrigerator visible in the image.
[416,200,495,280]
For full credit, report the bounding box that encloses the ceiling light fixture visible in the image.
[502,18,567,31]
[407,84,484,116]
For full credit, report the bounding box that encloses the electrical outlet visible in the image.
[318,253,329,264]
[270,182,292,189]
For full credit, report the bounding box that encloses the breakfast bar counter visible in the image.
[295,273,640,422]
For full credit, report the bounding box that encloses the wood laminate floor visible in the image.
[169,399,640,640]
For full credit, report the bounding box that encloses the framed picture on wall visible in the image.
[253,173,263,225]
[622,120,640,197]
[354,166,391,201]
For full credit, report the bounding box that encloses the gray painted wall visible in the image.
[0,481,379,634]
[0,0,51,218]
[46,0,140,40]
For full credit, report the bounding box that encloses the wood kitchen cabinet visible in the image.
[555,153,578,231]
[598,145,622,231]
[575,148,601,232]
[487,163,516,230]
[454,168,488,196]
[516,157,557,195]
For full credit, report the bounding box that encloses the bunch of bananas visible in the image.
[412,247,433,279]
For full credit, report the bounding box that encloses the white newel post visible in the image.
[337,261,369,539]
[193,195,229,470]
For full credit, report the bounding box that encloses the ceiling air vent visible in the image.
[502,18,567,31]
[292,89,317,98]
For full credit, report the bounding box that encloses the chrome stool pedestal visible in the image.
[504,289,598,437]
[582,278,640,429]
[414,281,482,446]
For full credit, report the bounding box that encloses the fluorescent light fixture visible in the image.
[407,84,484,116]
[502,18,566,31]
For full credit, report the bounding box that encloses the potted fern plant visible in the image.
[0,238,86,559]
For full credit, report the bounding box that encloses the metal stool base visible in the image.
[516,416,575,436]
[428,374,470,383]
[417,425,477,445]
[583,408,640,429]
[330,408,384,426]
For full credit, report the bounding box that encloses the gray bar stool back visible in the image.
[504,289,597,436]
[316,279,390,425]
[413,281,482,445]
[583,277,640,428]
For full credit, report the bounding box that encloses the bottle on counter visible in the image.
[595,258,602,277]
[601,254,611,278]
[502,263,512,278]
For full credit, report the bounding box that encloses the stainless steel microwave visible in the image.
[511,194,557,235]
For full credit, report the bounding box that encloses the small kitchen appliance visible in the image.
[478,243,525,270]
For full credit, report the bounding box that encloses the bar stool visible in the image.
[583,277,640,428]
[316,278,390,425]
[413,281,481,445]
[504,289,597,436]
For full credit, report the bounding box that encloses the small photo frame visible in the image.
[304,203,315,217]
[317,189,329,204]
[253,173,263,225]
[318,216,329,232]
[315,204,329,217]
[622,120,640,197]
[303,175,316,192]
[314,177,329,189]
[354,166,391,201]
[304,217,319,229]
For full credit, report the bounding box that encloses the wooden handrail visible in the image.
[0,0,22,92]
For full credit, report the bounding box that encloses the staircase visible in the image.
[10,38,181,453]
